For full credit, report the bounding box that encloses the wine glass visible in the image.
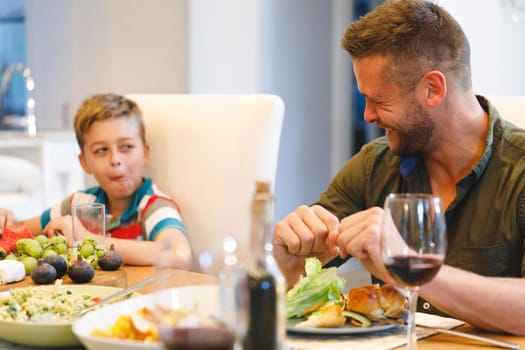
[153,238,239,350]
[199,237,248,350]
[381,193,447,350]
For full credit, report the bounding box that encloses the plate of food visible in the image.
[287,317,398,335]
[286,257,406,335]
[0,283,127,347]
[72,284,223,350]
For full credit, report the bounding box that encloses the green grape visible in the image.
[82,237,98,248]
[54,243,68,255]
[43,242,55,250]
[22,256,38,275]
[15,238,31,253]
[67,250,77,264]
[90,255,99,268]
[80,244,94,258]
[4,253,17,261]
[24,239,43,259]
[15,252,28,261]
[96,248,106,258]
[43,249,58,258]
[35,235,48,247]
[49,235,67,245]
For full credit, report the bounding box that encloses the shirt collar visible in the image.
[120,178,152,221]
[471,95,499,179]
[96,178,152,221]
[398,95,498,180]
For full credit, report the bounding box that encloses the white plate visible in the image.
[0,285,125,347]
[287,318,398,335]
[73,284,220,350]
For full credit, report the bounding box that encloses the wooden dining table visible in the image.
[0,265,523,349]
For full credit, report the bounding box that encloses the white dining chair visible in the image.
[127,94,285,271]
[487,95,525,129]
[0,155,43,219]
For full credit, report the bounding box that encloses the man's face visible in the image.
[79,117,150,202]
[353,55,435,156]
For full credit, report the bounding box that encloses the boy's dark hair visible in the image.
[341,0,471,92]
[73,93,146,150]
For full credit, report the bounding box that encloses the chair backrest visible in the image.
[128,94,284,269]
[0,155,43,219]
[487,95,525,128]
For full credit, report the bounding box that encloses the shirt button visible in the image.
[423,302,431,310]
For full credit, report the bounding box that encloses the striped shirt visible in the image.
[40,178,184,241]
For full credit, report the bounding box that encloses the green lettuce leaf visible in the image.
[286,257,345,318]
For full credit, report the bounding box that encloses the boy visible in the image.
[0,93,192,269]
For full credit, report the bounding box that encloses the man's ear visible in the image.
[419,70,447,108]
[78,153,92,174]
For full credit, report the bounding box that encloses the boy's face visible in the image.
[78,117,150,202]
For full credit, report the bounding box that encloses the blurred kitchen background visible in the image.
[1,0,525,221]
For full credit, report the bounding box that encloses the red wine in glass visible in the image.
[159,326,235,350]
[381,193,447,350]
[385,255,443,286]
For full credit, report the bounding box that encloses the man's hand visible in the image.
[335,207,396,284]
[272,205,340,287]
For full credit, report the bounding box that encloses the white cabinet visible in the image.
[0,131,84,219]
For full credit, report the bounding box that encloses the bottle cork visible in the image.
[255,180,271,194]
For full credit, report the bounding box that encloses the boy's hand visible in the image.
[44,215,74,243]
[0,209,15,236]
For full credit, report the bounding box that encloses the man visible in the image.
[273,0,525,335]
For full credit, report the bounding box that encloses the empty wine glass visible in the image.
[381,193,447,350]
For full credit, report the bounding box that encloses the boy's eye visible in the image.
[120,144,135,151]
[94,147,108,155]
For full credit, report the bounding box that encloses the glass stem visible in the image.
[405,287,420,350]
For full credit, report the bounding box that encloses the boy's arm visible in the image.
[0,209,42,236]
[20,217,43,236]
[104,228,193,270]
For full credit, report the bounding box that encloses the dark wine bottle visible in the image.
[242,181,285,350]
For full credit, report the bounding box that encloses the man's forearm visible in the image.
[421,265,525,335]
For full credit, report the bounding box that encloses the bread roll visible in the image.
[378,284,407,318]
[346,284,384,320]
[346,284,406,320]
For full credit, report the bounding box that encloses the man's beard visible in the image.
[391,99,435,156]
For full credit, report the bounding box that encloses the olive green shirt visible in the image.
[317,96,525,287]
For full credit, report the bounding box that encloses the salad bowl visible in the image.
[0,285,125,347]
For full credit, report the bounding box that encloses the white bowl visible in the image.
[73,284,219,350]
[0,285,125,347]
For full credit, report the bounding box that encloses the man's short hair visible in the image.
[341,0,471,92]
